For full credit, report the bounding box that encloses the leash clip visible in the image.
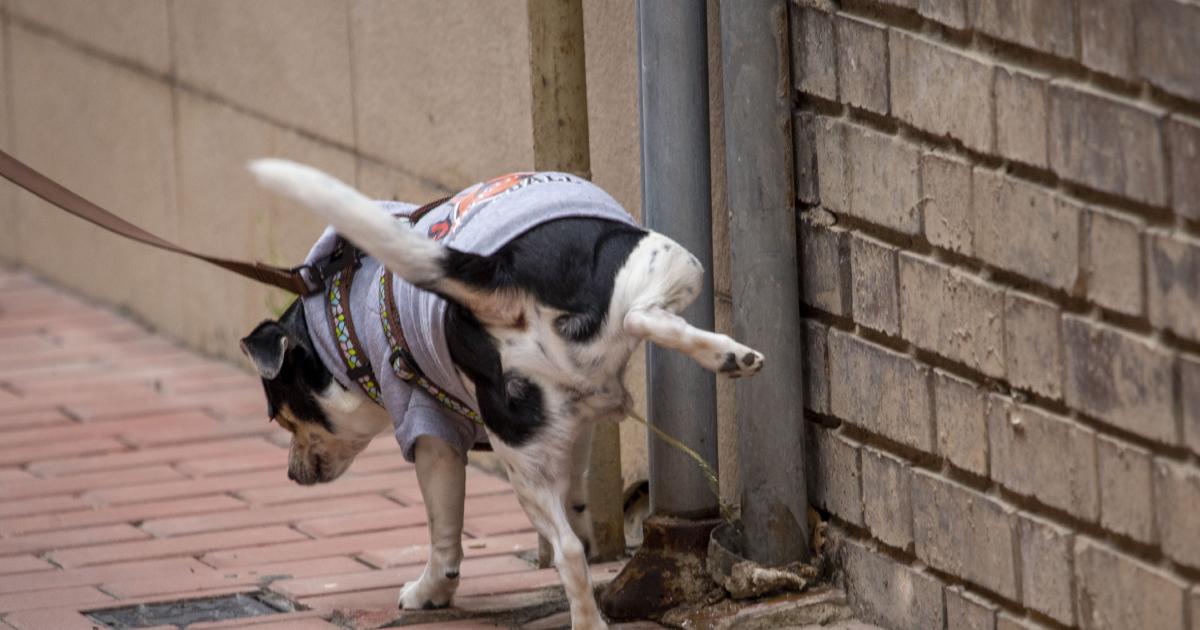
[292,263,326,296]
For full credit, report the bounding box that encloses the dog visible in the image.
[239,160,765,630]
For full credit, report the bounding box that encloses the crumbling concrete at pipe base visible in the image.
[600,516,726,621]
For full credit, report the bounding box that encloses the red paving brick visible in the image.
[0,269,626,629]
[139,495,396,537]
[0,495,247,536]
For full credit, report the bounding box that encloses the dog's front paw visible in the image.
[398,572,458,611]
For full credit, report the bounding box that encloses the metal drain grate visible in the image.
[87,590,298,629]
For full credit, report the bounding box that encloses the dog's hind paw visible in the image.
[715,346,764,379]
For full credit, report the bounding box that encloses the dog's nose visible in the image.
[287,468,296,482]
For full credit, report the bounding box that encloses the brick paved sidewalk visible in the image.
[0,268,637,630]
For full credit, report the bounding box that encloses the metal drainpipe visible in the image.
[600,0,723,620]
[720,0,810,565]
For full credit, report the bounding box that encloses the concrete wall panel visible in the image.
[7,0,171,73]
[172,0,356,146]
[351,0,533,189]
[9,26,180,329]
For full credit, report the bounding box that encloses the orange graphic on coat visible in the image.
[427,172,535,241]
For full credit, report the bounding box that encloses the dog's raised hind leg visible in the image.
[623,306,764,378]
[398,435,465,610]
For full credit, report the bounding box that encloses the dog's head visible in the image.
[240,300,391,485]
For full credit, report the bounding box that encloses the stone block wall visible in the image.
[792,1,1200,628]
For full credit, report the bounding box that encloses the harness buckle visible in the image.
[292,263,325,296]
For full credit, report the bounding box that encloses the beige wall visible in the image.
[0,0,530,358]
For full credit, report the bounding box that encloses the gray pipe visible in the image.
[637,0,718,518]
[720,0,811,564]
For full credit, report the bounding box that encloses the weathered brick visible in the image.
[806,425,862,525]
[1153,459,1200,570]
[946,586,996,630]
[1048,84,1166,206]
[1075,538,1186,630]
[843,122,921,234]
[911,470,1017,599]
[835,15,888,114]
[874,0,917,8]
[899,254,1005,378]
[997,613,1052,630]
[995,67,1048,168]
[1084,209,1143,316]
[1017,513,1075,625]
[815,116,848,212]
[800,220,851,316]
[1136,0,1200,101]
[973,169,1081,291]
[861,448,912,550]
[921,152,973,255]
[969,0,1075,58]
[987,396,1099,520]
[1062,316,1176,444]
[1079,0,1136,80]
[1097,436,1156,545]
[829,329,933,452]
[842,538,945,630]
[794,112,819,205]
[934,370,987,476]
[919,0,967,29]
[792,7,836,100]
[1003,290,1062,399]
[890,31,993,152]
[1147,232,1200,342]
[1168,115,1200,221]
[803,319,830,415]
[1191,587,1200,630]
[1182,355,1200,455]
[850,233,899,335]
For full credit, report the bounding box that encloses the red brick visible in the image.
[0,495,90,519]
[203,526,427,568]
[0,585,113,613]
[0,409,74,431]
[358,532,541,569]
[84,470,283,505]
[0,523,149,555]
[121,417,276,447]
[0,436,126,467]
[0,465,183,501]
[1,495,246,536]
[0,555,54,575]
[175,448,289,476]
[271,554,533,599]
[240,471,416,505]
[2,609,107,630]
[102,556,369,598]
[0,468,33,482]
[0,557,210,594]
[141,495,396,537]
[295,505,428,538]
[29,437,278,476]
[50,525,307,568]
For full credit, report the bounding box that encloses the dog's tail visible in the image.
[248,159,489,308]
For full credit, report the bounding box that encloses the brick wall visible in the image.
[791,1,1200,628]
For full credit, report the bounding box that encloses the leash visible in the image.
[0,148,451,297]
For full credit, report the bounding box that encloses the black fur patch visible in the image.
[246,302,335,433]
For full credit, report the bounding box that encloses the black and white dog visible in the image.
[240,160,764,630]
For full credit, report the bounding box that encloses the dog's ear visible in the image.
[240,321,291,380]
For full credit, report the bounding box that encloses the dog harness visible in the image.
[301,172,638,461]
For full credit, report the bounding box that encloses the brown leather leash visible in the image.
[0,148,448,296]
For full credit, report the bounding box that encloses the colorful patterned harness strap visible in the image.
[323,243,383,404]
[378,271,483,426]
